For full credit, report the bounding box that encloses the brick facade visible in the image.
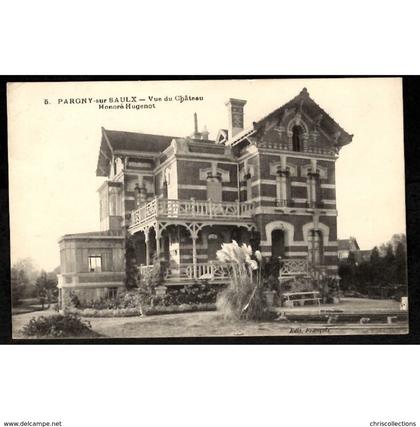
[59,88,352,305]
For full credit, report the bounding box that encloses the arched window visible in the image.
[271,229,285,259]
[308,230,323,266]
[292,125,303,152]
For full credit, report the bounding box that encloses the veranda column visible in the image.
[191,232,198,279]
[155,229,161,261]
[191,224,198,280]
[145,228,150,266]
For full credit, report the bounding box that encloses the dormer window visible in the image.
[292,125,303,152]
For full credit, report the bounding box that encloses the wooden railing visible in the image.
[306,201,323,209]
[275,199,290,207]
[131,198,254,226]
[280,259,309,276]
[279,259,328,278]
[138,262,230,283]
[165,262,230,282]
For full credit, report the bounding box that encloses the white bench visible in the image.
[282,291,321,307]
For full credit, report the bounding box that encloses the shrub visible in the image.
[150,284,220,307]
[73,282,220,315]
[67,307,141,318]
[21,314,98,338]
[69,291,81,308]
[142,256,167,288]
[76,290,143,311]
[143,303,216,316]
[215,241,272,321]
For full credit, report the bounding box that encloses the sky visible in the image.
[7,78,405,271]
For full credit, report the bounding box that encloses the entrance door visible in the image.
[271,229,285,259]
[208,233,223,261]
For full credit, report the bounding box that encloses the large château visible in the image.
[57,88,353,307]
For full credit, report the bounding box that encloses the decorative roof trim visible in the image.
[228,88,353,148]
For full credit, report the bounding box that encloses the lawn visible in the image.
[12,298,408,339]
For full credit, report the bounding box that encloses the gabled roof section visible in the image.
[215,129,228,144]
[96,127,178,176]
[229,88,353,148]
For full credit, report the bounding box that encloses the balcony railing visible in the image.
[306,201,323,209]
[275,199,291,207]
[140,259,332,286]
[139,262,230,283]
[166,262,230,281]
[131,198,254,227]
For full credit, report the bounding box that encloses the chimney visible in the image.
[225,98,247,138]
[192,112,201,139]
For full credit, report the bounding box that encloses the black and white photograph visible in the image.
[2,2,420,426]
[7,78,408,339]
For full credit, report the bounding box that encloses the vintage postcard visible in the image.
[7,78,408,339]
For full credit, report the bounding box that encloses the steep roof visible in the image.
[96,128,177,176]
[230,88,353,148]
[104,129,176,152]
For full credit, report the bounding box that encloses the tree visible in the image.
[338,252,357,291]
[35,270,57,308]
[390,233,407,252]
[11,267,26,306]
[339,235,407,298]
[125,235,140,289]
[13,258,39,283]
[383,243,396,284]
[35,270,56,289]
[395,242,407,284]
[11,258,40,299]
[369,246,382,285]
[355,261,372,293]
